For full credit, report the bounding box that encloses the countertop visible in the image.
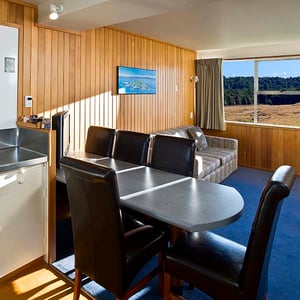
[0,146,47,172]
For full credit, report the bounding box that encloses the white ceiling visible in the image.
[27,0,300,55]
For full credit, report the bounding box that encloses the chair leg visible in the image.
[163,272,172,300]
[163,272,185,300]
[73,269,82,300]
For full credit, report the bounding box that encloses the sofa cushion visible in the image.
[199,147,236,165]
[186,126,208,151]
[195,155,221,178]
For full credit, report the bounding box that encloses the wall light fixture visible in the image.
[49,4,64,20]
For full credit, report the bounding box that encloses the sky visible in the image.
[223,59,300,78]
[119,66,156,78]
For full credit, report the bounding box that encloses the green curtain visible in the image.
[195,58,225,130]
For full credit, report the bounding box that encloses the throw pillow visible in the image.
[187,126,208,151]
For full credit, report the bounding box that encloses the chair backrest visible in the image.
[240,165,296,299]
[60,156,126,294]
[150,134,196,177]
[85,126,115,156]
[113,130,150,165]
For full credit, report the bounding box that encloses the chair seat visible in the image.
[164,231,246,299]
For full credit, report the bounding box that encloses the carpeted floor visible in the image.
[53,166,300,299]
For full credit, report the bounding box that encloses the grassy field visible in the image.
[225,103,300,127]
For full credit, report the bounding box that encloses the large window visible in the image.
[223,58,300,127]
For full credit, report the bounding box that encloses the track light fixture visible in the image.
[190,75,199,83]
[49,4,64,20]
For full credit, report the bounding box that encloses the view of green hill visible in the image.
[224,76,300,106]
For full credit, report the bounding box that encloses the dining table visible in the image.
[59,152,244,234]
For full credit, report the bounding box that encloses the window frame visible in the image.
[223,57,300,127]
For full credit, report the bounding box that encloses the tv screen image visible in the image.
[117,66,156,95]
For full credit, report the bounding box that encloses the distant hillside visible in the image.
[224,76,300,106]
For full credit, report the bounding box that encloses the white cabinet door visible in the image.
[0,163,47,278]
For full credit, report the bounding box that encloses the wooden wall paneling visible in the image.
[7,1,16,23]
[271,127,284,170]
[116,31,124,130]
[108,28,114,128]
[69,32,82,151]
[112,29,120,129]
[176,49,182,125]
[134,35,141,130]
[84,29,91,131]
[94,28,100,127]
[63,33,70,113]
[245,125,257,167]
[167,45,174,126]
[90,29,96,126]
[99,28,105,128]
[44,29,51,118]
[261,127,273,169]
[282,129,297,166]
[127,34,135,130]
[30,24,38,116]
[103,28,110,127]
[151,39,157,132]
[158,42,166,130]
[73,34,81,151]
[15,2,24,25]
[79,31,86,150]
[181,49,187,125]
[206,123,300,175]
[50,30,58,115]
[37,27,45,117]
[56,31,64,111]
[0,0,8,20]
[233,125,246,165]
[68,34,76,109]
[17,24,24,118]
[22,6,33,116]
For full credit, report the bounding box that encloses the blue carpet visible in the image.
[53,167,300,299]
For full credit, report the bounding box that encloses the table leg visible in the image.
[169,226,186,295]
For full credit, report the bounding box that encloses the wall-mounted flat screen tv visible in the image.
[117,66,156,94]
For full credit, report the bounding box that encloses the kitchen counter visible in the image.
[0,146,47,172]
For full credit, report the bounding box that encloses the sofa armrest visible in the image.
[205,135,238,151]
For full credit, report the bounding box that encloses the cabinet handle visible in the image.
[0,174,17,188]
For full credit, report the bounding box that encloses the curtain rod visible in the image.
[224,53,300,61]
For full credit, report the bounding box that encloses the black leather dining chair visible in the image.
[60,156,166,300]
[113,130,150,165]
[85,125,115,156]
[163,165,296,300]
[150,135,196,177]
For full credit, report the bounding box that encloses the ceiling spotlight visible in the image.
[49,4,64,20]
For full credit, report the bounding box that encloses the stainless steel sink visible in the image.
[0,146,47,172]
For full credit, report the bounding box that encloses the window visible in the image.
[223,58,300,127]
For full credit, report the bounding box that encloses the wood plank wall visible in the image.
[1,0,196,153]
[204,122,300,175]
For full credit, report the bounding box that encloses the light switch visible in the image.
[24,96,32,108]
